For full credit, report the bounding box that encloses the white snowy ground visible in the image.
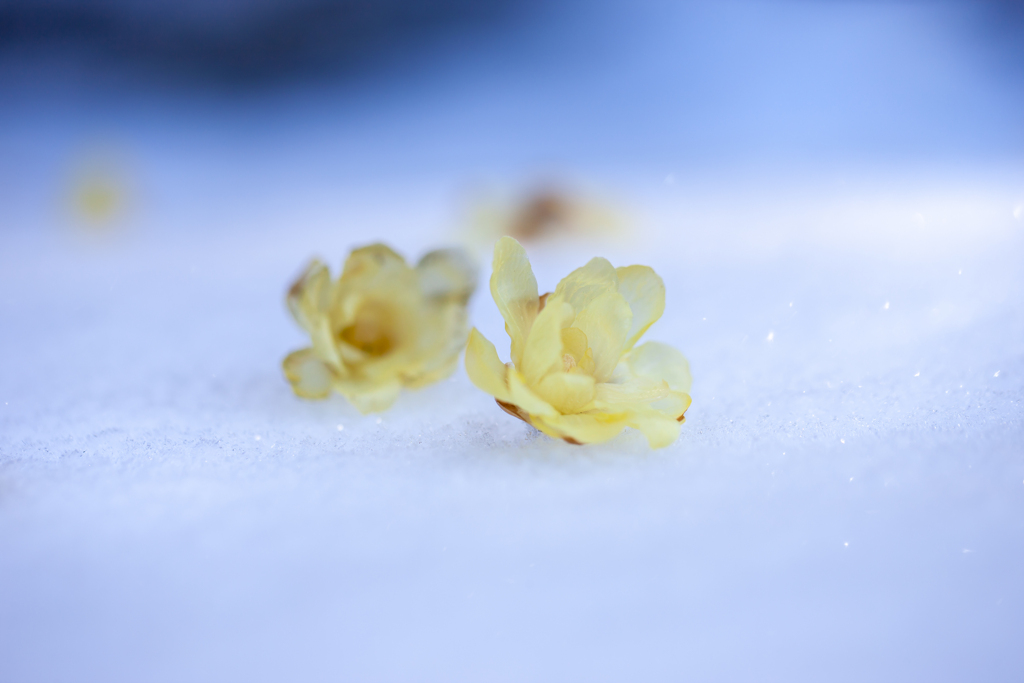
[2,167,1023,682]
[2,1,1024,681]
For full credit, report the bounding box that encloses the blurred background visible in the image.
[2,0,1022,240]
[2,1,1024,681]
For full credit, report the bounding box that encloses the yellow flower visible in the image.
[465,236,692,447]
[283,244,476,413]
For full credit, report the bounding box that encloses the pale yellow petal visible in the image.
[532,411,629,444]
[616,265,665,351]
[534,372,596,415]
[282,348,334,399]
[521,296,573,386]
[490,236,539,368]
[417,248,478,304]
[553,256,618,313]
[464,328,512,403]
[402,303,468,388]
[310,316,344,372]
[560,326,588,361]
[341,243,407,278]
[353,345,418,386]
[335,335,370,365]
[338,245,417,313]
[507,368,559,417]
[651,392,692,420]
[569,289,632,383]
[593,376,672,408]
[335,378,402,413]
[627,341,692,394]
[626,408,682,448]
[403,355,459,389]
[286,260,332,334]
[559,327,595,376]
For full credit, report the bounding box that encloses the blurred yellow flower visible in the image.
[284,244,476,413]
[74,174,124,224]
[466,237,691,447]
[67,145,133,231]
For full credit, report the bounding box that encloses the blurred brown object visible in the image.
[470,187,625,244]
[508,191,571,240]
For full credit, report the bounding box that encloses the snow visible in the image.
[2,169,1022,681]
[2,1,1023,681]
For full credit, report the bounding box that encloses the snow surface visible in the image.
[2,1,1024,681]
[2,169,1023,682]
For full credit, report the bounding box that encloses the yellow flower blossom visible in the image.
[283,244,476,413]
[465,236,691,447]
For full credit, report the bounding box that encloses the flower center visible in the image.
[559,326,596,376]
[340,304,396,357]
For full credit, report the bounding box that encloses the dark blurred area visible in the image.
[0,0,528,82]
[1,0,1021,85]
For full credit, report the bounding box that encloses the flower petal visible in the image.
[490,236,539,368]
[341,243,407,278]
[593,376,672,408]
[282,348,334,399]
[554,256,618,313]
[560,326,588,361]
[465,328,512,403]
[313,318,346,373]
[338,245,418,320]
[335,378,402,413]
[626,408,682,448]
[651,392,692,421]
[507,368,559,417]
[559,327,596,376]
[286,260,332,335]
[570,289,632,383]
[616,265,665,351]
[403,355,459,390]
[627,341,692,394]
[521,296,574,386]
[532,411,629,444]
[534,371,597,414]
[417,248,478,304]
[401,303,468,388]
